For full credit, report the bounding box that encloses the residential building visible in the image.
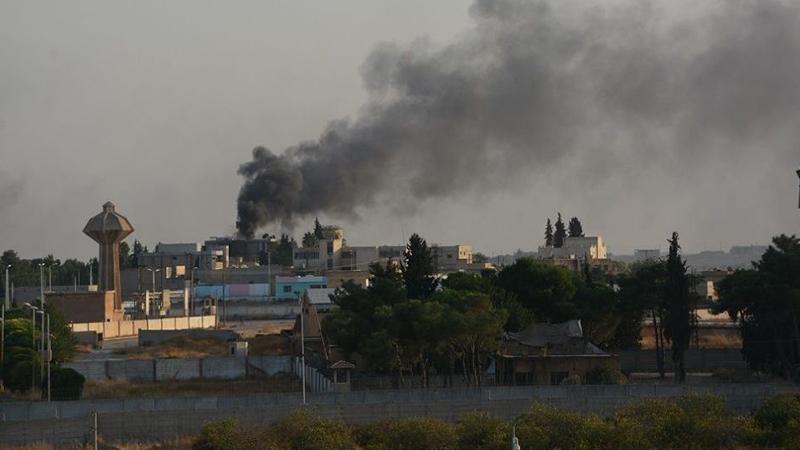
[430,245,473,272]
[633,249,661,261]
[495,320,616,385]
[537,236,608,260]
[275,275,327,300]
[326,270,371,289]
[292,228,345,270]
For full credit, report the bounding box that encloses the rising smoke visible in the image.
[236,0,800,238]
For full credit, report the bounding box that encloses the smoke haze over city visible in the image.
[2,0,798,259]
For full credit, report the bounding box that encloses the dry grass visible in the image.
[640,324,742,349]
[112,336,229,359]
[247,333,291,356]
[82,376,300,399]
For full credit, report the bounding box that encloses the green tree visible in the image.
[402,233,437,300]
[313,217,324,240]
[663,232,692,383]
[616,261,668,374]
[544,218,554,247]
[568,217,584,238]
[301,231,318,248]
[119,241,131,269]
[553,213,566,248]
[716,235,800,378]
[130,239,145,267]
[496,258,577,322]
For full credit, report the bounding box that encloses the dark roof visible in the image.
[501,320,609,357]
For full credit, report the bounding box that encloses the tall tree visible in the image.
[402,233,437,300]
[553,213,566,248]
[129,240,145,268]
[301,232,318,248]
[663,232,692,383]
[716,235,800,378]
[544,219,554,247]
[118,241,131,269]
[313,217,324,240]
[568,217,584,238]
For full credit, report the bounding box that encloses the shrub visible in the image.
[192,419,251,450]
[275,410,355,450]
[6,360,37,393]
[582,364,626,385]
[756,394,800,447]
[356,418,456,450]
[578,415,649,450]
[515,403,585,450]
[49,367,85,400]
[456,412,509,450]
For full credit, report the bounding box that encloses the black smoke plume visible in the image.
[237,0,800,238]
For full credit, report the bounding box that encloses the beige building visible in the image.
[538,236,608,260]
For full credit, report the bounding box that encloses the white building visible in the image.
[537,236,608,260]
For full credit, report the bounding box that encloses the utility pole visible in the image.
[300,294,306,405]
[4,265,10,310]
[1,303,5,391]
[796,169,800,209]
[39,263,45,307]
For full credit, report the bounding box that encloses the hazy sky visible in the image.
[1,0,798,261]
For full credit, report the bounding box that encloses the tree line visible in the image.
[544,213,584,247]
[323,230,696,385]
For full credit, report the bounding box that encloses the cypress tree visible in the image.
[553,213,567,248]
[402,233,437,299]
[545,219,554,247]
[663,232,692,383]
[568,217,584,238]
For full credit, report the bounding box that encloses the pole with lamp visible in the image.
[189,266,198,317]
[261,234,277,299]
[298,293,306,405]
[4,264,10,310]
[145,267,161,316]
[23,303,38,392]
[38,263,45,307]
[796,169,800,209]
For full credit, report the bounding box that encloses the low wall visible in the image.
[138,329,239,346]
[1,384,796,446]
[218,301,299,320]
[69,315,217,339]
[64,356,292,382]
[619,348,747,373]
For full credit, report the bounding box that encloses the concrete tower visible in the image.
[83,202,134,308]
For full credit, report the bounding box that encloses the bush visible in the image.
[49,367,85,400]
[456,412,509,450]
[578,415,649,450]
[515,403,585,450]
[276,410,355,450]
[356,418,456,450]
[192,419,252,450]
[582,364,626,385]
[6,359,37,393]
[756,394,800,447]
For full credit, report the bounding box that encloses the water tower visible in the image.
[83,201,134,308]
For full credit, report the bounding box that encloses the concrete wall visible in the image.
[618,348,747,373]
[217,300,299,320]
[69,315,217,339]
[47,291,121,323]
[2,384,797,446]
[138,329,239,347]
[64,356,292,382]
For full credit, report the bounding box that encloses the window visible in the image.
[283,286,292,293]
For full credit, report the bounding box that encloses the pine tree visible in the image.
[402,233,437,300]
[568,217,584,238]
[663,232,692,383]
[553,213,567,248]
[544,219,554,247]
[301,232,317,248]
[313,217,324,240]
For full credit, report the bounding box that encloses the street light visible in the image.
[796,169,800,209]
[38,263,45,307]
[145,267,161,293]
[4,264,10,310]
[262,234,277,299]
[23,303,38,393]
[298,294,306,405]
[189,266,199,317]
